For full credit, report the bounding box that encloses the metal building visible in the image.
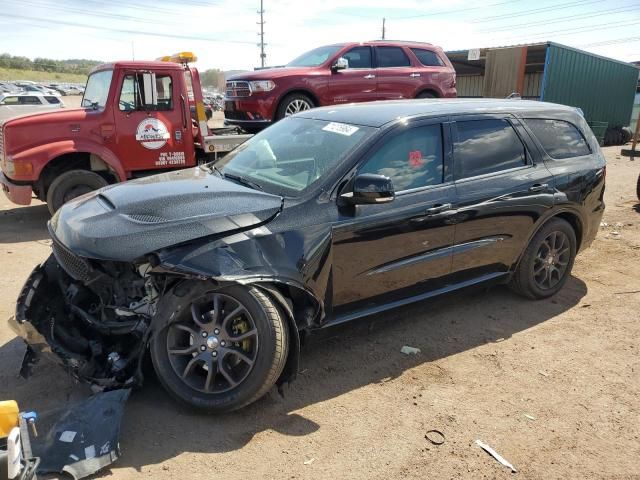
[446,41,639,128]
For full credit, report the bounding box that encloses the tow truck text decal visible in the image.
[156,151,186,166]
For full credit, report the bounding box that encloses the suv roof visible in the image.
[297,98,581,128]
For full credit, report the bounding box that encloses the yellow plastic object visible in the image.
[0,400,19,437]
[156,52,197,64]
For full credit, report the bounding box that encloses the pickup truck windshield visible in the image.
[287,45,343,67]
[215,117,375,196]
[81,70,113,109]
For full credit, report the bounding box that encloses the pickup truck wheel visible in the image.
[276,93,314,120]
[46,169,108,215]
[416,91,436,98]
[636,172,640,201]
[510,218,576,299]
[151,284,289,413]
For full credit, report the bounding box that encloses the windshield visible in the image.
[287,45,343,67]
[82,70,113,109]
[214,117,376,196]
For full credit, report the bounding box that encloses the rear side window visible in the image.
[454,119,527,179]
[411,48,444,67]
[20,96,42,105]
[525,119,591,159]
[45,96,60,104]
[359,124,444,191]
[376,47,411,68]
[342,46,372,69]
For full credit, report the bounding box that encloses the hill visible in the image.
[0,67,87,83]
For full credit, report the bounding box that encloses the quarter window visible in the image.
[454,119,527,179]
[411,48,444,67]
[44,96,61,104]
[376,47,411,68]
[342,47,372,69]
[359,124,444,191]
[525,119,591,159]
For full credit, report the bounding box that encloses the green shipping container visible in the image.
[541,43,638,127]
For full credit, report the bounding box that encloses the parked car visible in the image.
[10,99,605,413]
[225,40,457,131]
[16,83,60,96]
[0,93,65,122]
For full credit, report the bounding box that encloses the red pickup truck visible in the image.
[0,52,250,214]
[225,40,457,131]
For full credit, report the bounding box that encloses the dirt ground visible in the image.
[0,146,638,479]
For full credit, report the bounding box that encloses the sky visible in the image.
[0,0,639,71]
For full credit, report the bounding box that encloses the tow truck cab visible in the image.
[0,52,250,214]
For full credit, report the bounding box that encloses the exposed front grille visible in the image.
[51,235,93,283]
[225,81,251,98]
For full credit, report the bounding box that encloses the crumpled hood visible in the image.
[50,167,283,262]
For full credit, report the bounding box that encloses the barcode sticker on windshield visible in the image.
[322,122,359,136]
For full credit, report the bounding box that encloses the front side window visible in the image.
[82,70,113,109]
[454,119,527,179]
[525,118,591,159]
[342,47,372,69]
[359,124,444,191]
[215,117,376,196]
[119,74,173,111]
[287,45,343,67]
[411,48,444,67]
[376,46,411,68]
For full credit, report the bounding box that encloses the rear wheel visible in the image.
[510,218,577,299]
[416,91,436,99]
[637,172,640,201]
[275,93,314,120]
[151,283,288,412]
[46,169,108,215]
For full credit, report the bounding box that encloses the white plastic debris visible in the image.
[475,439,517,473]
[523,414,536,421]
[401,346,421,355]
[59,431,77,443]
[303,458,316,465]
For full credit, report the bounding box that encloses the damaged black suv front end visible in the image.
[11,231,160,389]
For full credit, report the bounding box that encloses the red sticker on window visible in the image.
[409,150,424,168]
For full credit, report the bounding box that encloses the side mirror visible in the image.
[341,173,395,205]
[332,57,349,72]
[141,72,158,108]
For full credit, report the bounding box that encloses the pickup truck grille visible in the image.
[226,81,251,98]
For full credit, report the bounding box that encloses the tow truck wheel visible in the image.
[151,283,289,413]
[46,169,108,215]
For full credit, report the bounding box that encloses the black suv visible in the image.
[10,99,605,412]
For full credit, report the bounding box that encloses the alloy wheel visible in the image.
[533,231,571,290]
[166,293,259,393]
[284,99,311,116]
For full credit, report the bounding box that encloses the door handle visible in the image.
[425,203,452,215]
[409,73,421,77]
[363,74,376,79]
[529,183,549,192]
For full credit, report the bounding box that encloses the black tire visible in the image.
[510,218,577,299]
[151,283,289,413]
[275,93,314,120]
[416,91,436,99]
[46,169,108,215]
[636,173,640,202]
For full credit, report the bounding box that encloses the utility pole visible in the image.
[257,0,266,68]
[382,17,386,40]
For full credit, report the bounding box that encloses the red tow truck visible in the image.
[0,52,251,214]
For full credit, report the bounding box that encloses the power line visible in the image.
[2,12,257,45]
[470,0,603,23]
[480,5,640,33]
[578,36,640,48]
[392,0,528,20]
[501,19,640,42]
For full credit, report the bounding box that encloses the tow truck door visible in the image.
[112,69,194,172]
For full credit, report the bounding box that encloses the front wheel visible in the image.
[46,169,108,215]
[275,93,314,120]
[510,218,577,299]
[151,284,289,413]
